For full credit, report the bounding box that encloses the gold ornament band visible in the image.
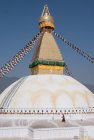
[32,64,64,71]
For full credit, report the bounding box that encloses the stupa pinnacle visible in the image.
[39,4,55,31]
[29,5,65,75]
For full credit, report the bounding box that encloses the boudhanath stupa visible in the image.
[0,5,94,140]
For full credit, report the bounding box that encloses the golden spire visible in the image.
[39,4,55,31]
[29,5,65,75]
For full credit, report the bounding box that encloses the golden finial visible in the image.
[39,4,55,31]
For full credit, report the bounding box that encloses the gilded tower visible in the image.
[29,5,65,75]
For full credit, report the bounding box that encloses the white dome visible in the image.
[0,75,94,108]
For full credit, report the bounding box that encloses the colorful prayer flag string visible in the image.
[53,31,94,64]
[64,63,72,76]
[0,31,44,78]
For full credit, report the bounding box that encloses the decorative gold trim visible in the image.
[39,22,54,29]
[31,64,64,71]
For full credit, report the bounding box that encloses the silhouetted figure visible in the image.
[62,114,65,122]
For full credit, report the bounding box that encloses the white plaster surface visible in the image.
[0,75,94,108]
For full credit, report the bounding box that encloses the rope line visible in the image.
[0,31,44,78]
[64,63,72,76]
[53,31,94,64]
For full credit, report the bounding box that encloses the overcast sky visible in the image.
[0,0,94,85]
